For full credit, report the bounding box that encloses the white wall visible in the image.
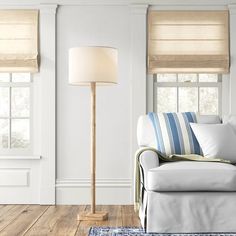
[1,0,236,205]
[55,1,236,204]
[56,5,133,204]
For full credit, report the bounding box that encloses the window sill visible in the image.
[0,155,41,160]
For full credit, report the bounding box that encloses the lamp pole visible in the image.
[77,82,108,221]
[91,82,96,214]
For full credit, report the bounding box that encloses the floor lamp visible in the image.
[68,46,118,221]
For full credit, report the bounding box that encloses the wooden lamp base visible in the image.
[77,211,108,221]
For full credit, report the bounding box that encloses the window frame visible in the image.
[153,73,222,116]
[0,73,33,155]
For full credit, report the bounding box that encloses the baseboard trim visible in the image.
[56,178,132,188]
[56,178,132,204]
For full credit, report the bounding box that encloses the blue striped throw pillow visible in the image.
[148,112,201,156]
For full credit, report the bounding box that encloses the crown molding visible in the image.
[130,4,148,14]
[228,4,236,14]
[149,4,228,10]
[0,3,58,10]
[40,4,58,13]
[0,5,39,9]
[0,0,235,7]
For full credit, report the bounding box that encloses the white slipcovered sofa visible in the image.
[137,114,236,233]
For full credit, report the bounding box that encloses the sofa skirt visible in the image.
[143,191,236,233]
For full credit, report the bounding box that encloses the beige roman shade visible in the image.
[148,11,229,73]
[0,10,38,72]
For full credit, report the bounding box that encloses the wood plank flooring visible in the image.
[0,205,141,236]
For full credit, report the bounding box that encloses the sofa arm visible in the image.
[139,150,160,187]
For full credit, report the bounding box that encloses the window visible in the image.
[154,73,221,115]
[0,73,32,154]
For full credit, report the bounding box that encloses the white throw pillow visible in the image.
[223,115,236,134]
[190,123,236,163]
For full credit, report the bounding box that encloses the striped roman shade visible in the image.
[148,11,229,73]
[0,10,39,72]
[148,112,201,156]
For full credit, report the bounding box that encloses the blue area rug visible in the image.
[88,227,236,236]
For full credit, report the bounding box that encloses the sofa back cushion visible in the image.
[137,112,221,156]
[197,114,221,124]
[223,115,236,134]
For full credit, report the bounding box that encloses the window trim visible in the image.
[153,73,222,116]
[0,73,33,155]
[0,155,40,160]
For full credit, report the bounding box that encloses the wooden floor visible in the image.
[0,205,140,236]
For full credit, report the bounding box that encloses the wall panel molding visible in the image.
[0,168,29,187]
[39,3,57,204]
[228,4,236,114]
[130,3,148,207]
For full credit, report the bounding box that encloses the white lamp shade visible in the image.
[69,46,118,85]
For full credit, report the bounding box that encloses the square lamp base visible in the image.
[77,211,108,221]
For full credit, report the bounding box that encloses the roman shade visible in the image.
[0,10,38,72]
[148,11,229,73]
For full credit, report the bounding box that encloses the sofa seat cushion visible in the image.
[147,161,236,191]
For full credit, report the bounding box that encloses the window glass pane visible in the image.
[11,87,30,117]
[0,119,9,148]
[0,87,9,117]
[178,74,197,82]
[199,74,218,82]
[200,87,218,115]
[156,74,177,82]
[12,73,31,82]
[0,73,10,82]
[11,119,30,148]
[157,87,177,112]
[179,87,198,112]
